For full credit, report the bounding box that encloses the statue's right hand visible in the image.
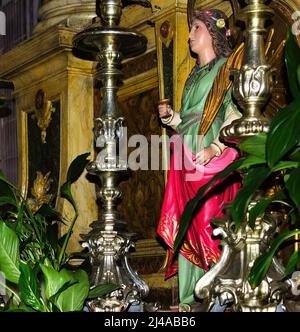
[158,104,172,119]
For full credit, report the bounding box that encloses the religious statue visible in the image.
[157,8,243,308]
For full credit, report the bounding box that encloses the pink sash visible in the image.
[157,135,241,278]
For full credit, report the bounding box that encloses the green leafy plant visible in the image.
[0,153,120,312]
[173,31,300,288]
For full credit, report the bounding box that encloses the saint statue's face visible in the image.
[188,19,213,56]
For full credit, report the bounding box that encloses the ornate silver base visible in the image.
[193,204,298,312]
[82,230,149,312]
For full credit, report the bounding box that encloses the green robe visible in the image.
[176,57,237,154]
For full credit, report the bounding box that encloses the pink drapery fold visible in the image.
[157,135,241,279]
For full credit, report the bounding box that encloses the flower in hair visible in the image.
[204,10,213,17]
[226,28,231,37]
[216,18,225,28]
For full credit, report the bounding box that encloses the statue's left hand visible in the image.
[193,144,219,165]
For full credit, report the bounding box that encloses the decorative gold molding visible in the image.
[27,171,53,213]
[32,89,56,144]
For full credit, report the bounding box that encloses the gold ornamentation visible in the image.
[32,89,55,144]
[158,212,219,270]
[27,171,53,213]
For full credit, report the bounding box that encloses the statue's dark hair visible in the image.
[191,9,233,59]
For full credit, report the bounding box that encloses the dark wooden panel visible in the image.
[117,88,165,239]
[162,40,174,103]
[27,100,60,196]
[122,50,157,80]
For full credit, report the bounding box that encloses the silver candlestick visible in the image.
[73,0,149,312]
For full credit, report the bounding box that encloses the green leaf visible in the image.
[58,153,90,267]
[58,233,68,248]
[285,30,300,101]
[60,182,77,214]
[19,262,44,312]
[248,253,273,290]
[4,304,36,312]
[0,277,21,304]
[248,191,287,229]
[36,204,63,222]
[236,155,266,168]
[285,166,300,209]
[0,221,20,283]
[271,161,299,172]
[231,165,271,230]
[43,258,53,268]
[66,153,90,183]
[0,171,18,212]
[49,280,78,304]
[56,269,89,312]
[20,202,44,245]
[0,170,19,192]
[40,264,89,312]
[248,229,300,288]
[238,133,267,159]
[60,152,90,214]
[248,198,272,229]
[289,146,300,161]
[0,196,18,208]
[284,250,300,277]
[40,264,69,299]
[87,284,121,299]
[56,271,89,312]
[173,157,245,257]
[288,209,298,225]
[17,200,25,230]
[47,223,59,252]
[266,100,300,167]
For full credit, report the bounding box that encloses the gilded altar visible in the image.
[0,0,300,308]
